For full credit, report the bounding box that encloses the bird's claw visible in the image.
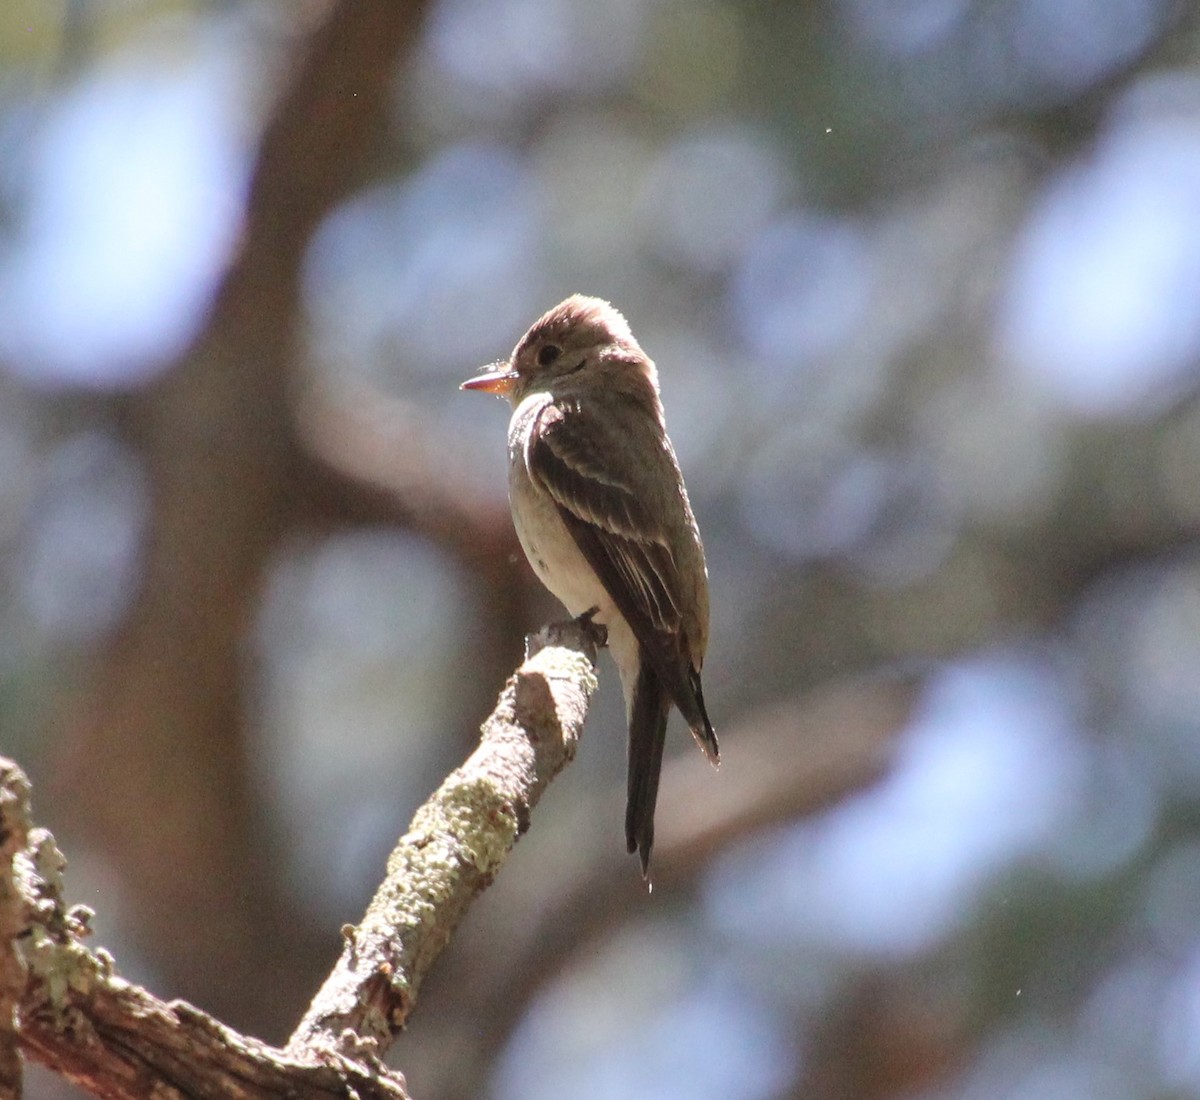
[524,607,607,661]
[575,606,608,644]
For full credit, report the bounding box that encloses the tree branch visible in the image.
[0,761,32,1100]
[8,760,412,1100]
[289,616,603,1056]
[7,619,602,1098]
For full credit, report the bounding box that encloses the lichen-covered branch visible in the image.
[288,617,603,1057]
[0,761,32,1100]
[0,758,408,1100]
[1,619,600,1098]
[19,978,413,1100]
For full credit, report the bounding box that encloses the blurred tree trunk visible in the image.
[46,0,435,1040]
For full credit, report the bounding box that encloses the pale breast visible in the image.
[508,394,604,616]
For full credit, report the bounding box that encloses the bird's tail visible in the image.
[686,665,719,765]
[648,647,719,766]
[626,662,671,878]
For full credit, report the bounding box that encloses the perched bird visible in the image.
[461,294,717,874]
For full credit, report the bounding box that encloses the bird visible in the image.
[461,294,717,874]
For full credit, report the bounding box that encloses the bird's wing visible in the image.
[526,398,684,637]
[526,398,715,757]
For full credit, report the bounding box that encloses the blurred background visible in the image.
[5,0,1200,1097]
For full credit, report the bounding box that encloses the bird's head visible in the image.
[461,295,658,406]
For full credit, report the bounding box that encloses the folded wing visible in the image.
[525,398,717,760]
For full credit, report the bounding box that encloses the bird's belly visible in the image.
[508,451,641,708]
[510,472,605,616]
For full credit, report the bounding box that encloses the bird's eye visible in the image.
[537,344,562,367]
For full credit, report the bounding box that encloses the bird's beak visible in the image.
[460,361,518,397]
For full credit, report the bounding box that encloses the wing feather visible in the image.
[526,400,683,637]
[526,397,715,758]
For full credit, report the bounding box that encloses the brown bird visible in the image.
[462,295,717,874]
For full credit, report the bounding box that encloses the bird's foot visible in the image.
[574,606,608,646]
[524,607,608,662]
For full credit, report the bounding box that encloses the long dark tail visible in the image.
[625,661,671,877]
[685,665,719,764]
